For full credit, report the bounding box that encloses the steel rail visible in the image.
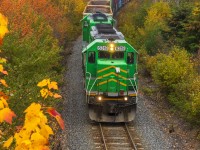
[99,123,108,150]
[125,123,138,150]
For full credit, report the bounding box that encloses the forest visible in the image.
[118,0,200,124]
[0,0,85,149]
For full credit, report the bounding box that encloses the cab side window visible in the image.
[88,51,95,63]
[127,52,134,64]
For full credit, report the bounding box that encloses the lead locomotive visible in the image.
[81,0,138,122]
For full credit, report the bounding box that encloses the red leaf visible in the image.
[56,115,64,130]
[47,107,61,117]
[47,107,64,130]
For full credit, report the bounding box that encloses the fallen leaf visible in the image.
[0,79,8,87]
[48,81,58,90]
[56,115,65,130]
[47,107,61,117]
[47,107,64,130]
[53,93,62,99]
[37,79,50,87]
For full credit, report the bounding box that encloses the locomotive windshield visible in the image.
[98,51,124,59]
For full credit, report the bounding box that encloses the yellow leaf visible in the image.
[0,79,8,87]
[0,64,3,72]
[37,79,50,87]
[31,132,47,145]
[0,13,9,40]
[3,136,13,148]
[40,88,49,99]
[48,81,58,90]
[1,97,8,107]
[0,97,8,108]
[21,140,31,145]
[0,58,7,63]
[0,64,8,75]
[40,125,54,139]
[24,103,41,114]
[0,100,4,109]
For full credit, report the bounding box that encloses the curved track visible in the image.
[92,123,144,150]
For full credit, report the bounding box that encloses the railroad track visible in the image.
[92,123,144,150]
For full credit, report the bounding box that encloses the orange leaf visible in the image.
[48,91,53,97]
[0,79,8,87]
[53,93,62,99]
[0,91,9,100]
[55,115,64,130]
[2,70,8,75]
[0,108,16,124]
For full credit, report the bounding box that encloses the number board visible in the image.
[97,46,126,51]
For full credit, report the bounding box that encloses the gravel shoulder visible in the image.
[60,37,95,150]
[135,75,200,150]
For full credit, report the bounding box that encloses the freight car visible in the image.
[83,0,130,16]
[82,1,137,122]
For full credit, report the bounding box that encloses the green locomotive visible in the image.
[81,12,138,122]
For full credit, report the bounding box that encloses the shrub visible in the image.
[146,47,200,124]
[146,47,195,88]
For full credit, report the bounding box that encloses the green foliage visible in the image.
[146,47,200,124]
[146,47,194,88]
[2,16,62,122]
[118,1,171,54]
[166,2,200,53]
[142,87,154,96]
[118,0,200,125]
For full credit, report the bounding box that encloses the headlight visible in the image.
[124,97,128,101]
[109,43,115,53]
[98,96,102,101]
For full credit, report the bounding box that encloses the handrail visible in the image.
[86,72,92,91]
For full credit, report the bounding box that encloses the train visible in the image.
[81,0,138,122]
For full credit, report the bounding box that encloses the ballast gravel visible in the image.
[135,95,176,150]
[60,37,95,150]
